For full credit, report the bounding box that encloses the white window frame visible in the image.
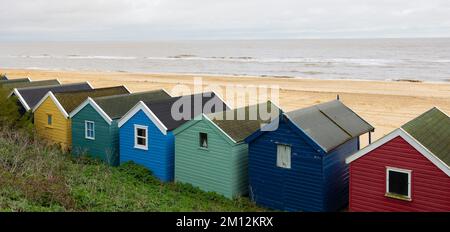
[134,125,148,150]
[386,167,412,199]
[85,120,95,140]
[276,144,291,169]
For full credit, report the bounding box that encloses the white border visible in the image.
[85,120,95,140]
[86,81,94,89]
[134,124,148,150]
[346,128,450,177]
[69,97,113,125]
[32,91,69,118]
[118,101,168,135]
[11,88,32,111]
[122,85,132,94]
[386,167,412,199]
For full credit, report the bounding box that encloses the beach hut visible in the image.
[69,89,172,166]
[346,107,450,212]
[32,86,130,150]
[173,101,281,199]
[1,79,60,90]
[9,82,93,114]
[0,74,8,80]
[0,77,31,87]
[245,100,374,212]
[118,92,229,182]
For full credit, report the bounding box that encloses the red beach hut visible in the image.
[346,107,450,212]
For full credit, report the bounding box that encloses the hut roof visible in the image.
[285,100,374,152]
[54,86,130,114]
[141,92,229,131]
[1,79,60,90]
[12,82,93,111]
[206,101,281,143]
[93,89,172,119]
[0,78,31,85]
[402,107,450,167]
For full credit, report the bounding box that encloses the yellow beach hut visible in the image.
[32,86,130,150]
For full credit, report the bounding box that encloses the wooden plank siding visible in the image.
[175,119,237,199]
[349,136,450,212]
[71,104,119,165]
[34,97,72,150]
[119,110,175,182]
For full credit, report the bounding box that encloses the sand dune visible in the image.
[3,68,450,147]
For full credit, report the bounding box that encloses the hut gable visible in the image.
[11,82,93,111]
[347,107,450,176]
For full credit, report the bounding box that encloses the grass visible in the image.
[0,128,263,212]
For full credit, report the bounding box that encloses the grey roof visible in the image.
[14,82,93,110]
[94,90,172,119]
[0,78,30,85]
[285,100,374,152]
[207,101,281,143]
[143,92,229,131]
[402,107,450,167]
[0,75,8,80]
[1,79,60,90]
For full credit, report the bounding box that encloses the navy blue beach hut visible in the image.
[118,92,229,182]
[245,100,374,212]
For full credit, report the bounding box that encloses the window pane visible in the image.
[137,128,146,137]
[47,115,52,125]
[277,144,291,169]
[388,171,409,196]
[199,133,208,148]
[137,137,146,146]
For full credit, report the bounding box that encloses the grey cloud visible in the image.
[0,0,449,40]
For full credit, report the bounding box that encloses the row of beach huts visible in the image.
[1,75,449,212]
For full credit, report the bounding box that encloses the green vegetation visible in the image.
[0,88,33,133]
[0,89,262,212]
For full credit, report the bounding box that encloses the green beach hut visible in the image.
[69,89,172,165]
[173,101,281,199]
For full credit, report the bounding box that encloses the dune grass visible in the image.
[0,87,262,212]
[0,127,263,212]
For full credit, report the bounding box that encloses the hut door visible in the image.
[277,144,292,209]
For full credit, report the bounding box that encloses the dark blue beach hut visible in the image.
[245,100,374,212]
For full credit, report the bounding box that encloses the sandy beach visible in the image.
[3,68,450,147]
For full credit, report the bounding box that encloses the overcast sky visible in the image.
[1,0,450,41]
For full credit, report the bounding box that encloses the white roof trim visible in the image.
[32,91,69,118]
[122,85,132,94]
[11,88,31,111]
[26,77,32,82]
[346,128,450,177]
[69,97,113,125]
[55,79,62,85]
[118,101,168,135]
[203,113,237,144]
[161,88,172,97]
[210,91,232,110]
[85,81,94,89]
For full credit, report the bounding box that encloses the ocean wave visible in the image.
[66,55,137,60]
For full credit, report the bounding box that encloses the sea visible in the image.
[1,38,450,82]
